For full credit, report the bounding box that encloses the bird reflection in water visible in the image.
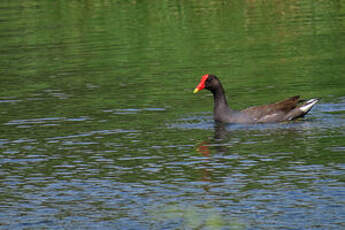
[196,122,230,156]
[195,122,232,184]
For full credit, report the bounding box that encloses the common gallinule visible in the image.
[193,74,319,123]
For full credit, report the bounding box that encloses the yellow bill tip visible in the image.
[193,88,199,94]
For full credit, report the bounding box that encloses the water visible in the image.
[1,0,345,229]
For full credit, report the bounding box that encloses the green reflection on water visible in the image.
[150,204,246,230]
[0,0,344,229]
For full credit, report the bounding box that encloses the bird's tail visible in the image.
[299,98,320,113]
[286,98,320,120]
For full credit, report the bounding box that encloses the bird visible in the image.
[193,74,319,123]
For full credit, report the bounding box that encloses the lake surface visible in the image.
[1,0,345,229]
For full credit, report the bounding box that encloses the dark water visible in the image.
[1,1,345,229]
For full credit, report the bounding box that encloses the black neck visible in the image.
[211,84,231,111]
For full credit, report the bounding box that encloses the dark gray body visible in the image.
[205,75,319,124]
